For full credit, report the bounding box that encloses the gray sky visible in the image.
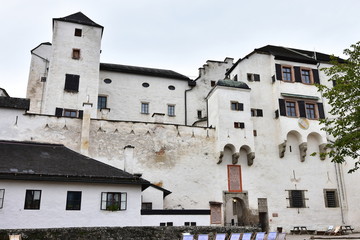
[1,0,359,97]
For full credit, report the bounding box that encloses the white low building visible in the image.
[0,12,359,232]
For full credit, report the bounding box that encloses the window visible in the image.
[324,189,339,208]
[74,28,82,37]
[282,67,292,81]
[234,122,245,129]
[101,192,127,211]
[211,81,216,87]
[72,49,80,59]
[305,103,316,119]
[233,75,238,81]
[287,190,306,208]
[64,74,80,92]
[24,190,41,210]
[231,101,243,111]
[141,202,152,210]
[301,69,311,84]
[142,82,149,88]
[185,222,196,226]
[0,189,4,209]
[168,85,175,90]
[66,191,82,210]
[168,105,175,116]
[251,108,263,117]
[197,110,202,119]
[286,101,297,117]
[98,96,107,109]
[141,102,149,114]
[247,73,260,82]
[64,109,77,118]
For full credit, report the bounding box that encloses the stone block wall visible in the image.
[0,226,260,240]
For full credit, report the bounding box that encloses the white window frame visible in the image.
[141,102,149,114]
[167,104,175,116]
[101,192,127,211]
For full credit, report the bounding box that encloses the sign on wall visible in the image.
[227,165,242,192]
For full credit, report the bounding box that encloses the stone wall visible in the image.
[0,226,259,240]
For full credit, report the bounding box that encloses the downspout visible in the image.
[206,98,209,128]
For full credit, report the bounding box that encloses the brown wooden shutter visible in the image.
[64,74,80,92]
[254,74,260,82]
[279,99,286,116]
[313,69,320,84]
[317,103,325,119]
[298,101,306,118]
[294,67,301,82]
[275,64,282,80]
[78,110,83,119]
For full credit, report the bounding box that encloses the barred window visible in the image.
[324,189,339,208]
[287,190,307,208]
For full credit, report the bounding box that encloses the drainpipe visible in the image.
[184,80,196,126]
[334,163,345,224]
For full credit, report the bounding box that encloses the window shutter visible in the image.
[64,74,80,92]
[101,192,107,210]
[239,122,245,129]
[254,74,260,82]
[275,64,282,80]
[239,103,244,111]
[55,108,63,117]
[278,99,286,116]
[257,109,263,117]
[298,101,306,118]
[313,69,320,84]
[294,67,301,82]
[275,110,279,118]
[78,110,83,119]
[317,103,325,119]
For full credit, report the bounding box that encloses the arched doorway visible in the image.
[224,193,250,226]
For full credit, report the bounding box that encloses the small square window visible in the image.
[211,81,216,87]
[0,189,4,209]
[141,102,149,114]
[324,189,339,208]
[288,190,306,208]
[64,109,77,118]
[24,190,41,210]
[231,102,243,111]
[301,69,311,84]
[141,202,153,210]
[197,110,202,119]
[98,96,107,109]
[72,49,80,60]
[305,103,316,119]
[101,192,127,211]
[75,28,82,37]
[282,67,292,82]
[168,105,175,116]
[286,101,297,117]
[234,122,245,129]
[66,191,82,210]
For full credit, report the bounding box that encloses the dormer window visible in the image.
[74,28,82,37]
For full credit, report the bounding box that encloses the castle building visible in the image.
[1,12,359,231]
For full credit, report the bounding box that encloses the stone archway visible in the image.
[224,192,251,226]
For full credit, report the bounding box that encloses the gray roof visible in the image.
[217,79,250,89]
[100,63,190,81]
[0,140,150,187]
[0,97,30,110]
[53,12,104,30]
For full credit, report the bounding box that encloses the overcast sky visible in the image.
[1,0,359,97]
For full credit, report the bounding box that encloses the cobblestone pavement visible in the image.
[286,233,360,240]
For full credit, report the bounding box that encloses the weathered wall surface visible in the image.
[0,226,259,240]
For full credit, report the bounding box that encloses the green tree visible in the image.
[317,41,360,173]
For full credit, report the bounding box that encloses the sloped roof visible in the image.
[255,45,345,64]
[100,63,190,81]
[53,12,104,30]
[0,140,149,187]
[0,97,30,110]
[217,79,250,89]
[0,88,9,97]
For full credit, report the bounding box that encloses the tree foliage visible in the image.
[318,41,360,173]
